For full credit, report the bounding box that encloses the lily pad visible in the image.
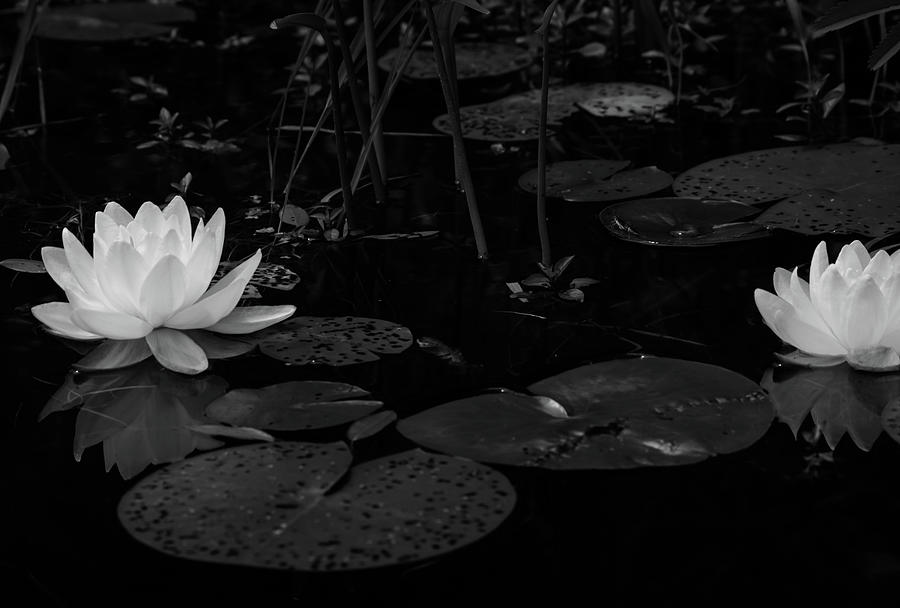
[379,42,532,80]
[520,162,672,203]
[0,258,46,273]
[253,316,413,366]
[433,82,621,142]
[397,357,774,469]
[576,82,674,119]
[599,197,770,246]
[205,381,382,431]
[37,3,195,42]
[118,442,516,571]
[761,364,900,450]
[673,144,900,236]
[214,261,300,292]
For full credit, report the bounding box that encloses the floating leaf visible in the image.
[36,2,194,42]
[599,197,770,246]
[761,364,900,450]
[360,230,440,240]
[214,262,299,292]
[253,316,413,366]
[433,82,624,142]
[379,42,532,80]
[673,144,900,236]
[398,357,774,469]
[0,258,46,273]
[205,381,382,431]
[279,203,309,228]
[575,82,674,119]
[118,443,516,571]
[518,159,630,196]
[347,410,398,443]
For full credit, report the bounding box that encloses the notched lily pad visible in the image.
[519,161,672,203]
[253,316,413,366]
[762,364,900,450]
[599,197,770,246]
[433,82,621,142]
[398,357,774,469]
[379,42,532,80]
[205,381,382,431]
[118,442,516,571]
[673,144,900,236]
[576,82,674,119]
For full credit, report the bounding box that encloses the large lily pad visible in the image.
[253,316,413,366]
[205,381,382,431]
[118,442,516,571]
[37,2,195,42]
[433,82,621,142]
[519,161,672,203]
[761,364,900,451]
[599,197,770,246]
[379,42,532,80]
[398,357,774,469]
[673,144,900,236]
[576,82,674,119]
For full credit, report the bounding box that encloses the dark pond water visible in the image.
[3,1,900,606]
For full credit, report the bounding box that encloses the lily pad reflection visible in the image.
[118,442,516,571]
[761,363,900,450]
[398,357,774,469]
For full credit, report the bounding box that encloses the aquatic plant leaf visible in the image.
[205,381,382,431]
[254,316,413,366]
[869,22,900,70]
[379,42,532,80]
[347,410,398,443]
[44,2,195,24]
[0,258,46,273]
[118,442,516,571]
[599,197,770,246]
[881,397,900,445]
[518,159,631,197]
[563,167,673,202]
[214,262,299,292]
[279,203,309,228]
[811,0,900,37]
[761,364,900,450]
[398,357,774,469]
[433,82,624,142]
[35,2,193,42]
[360,230,440,240]
[673,144,900,236]
[576,82,674,119]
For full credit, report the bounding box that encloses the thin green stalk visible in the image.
[363,0,387,185]
[536,0,560,268]
[421,0,488,259]
[0,0,40,126]
[331,0,387,204]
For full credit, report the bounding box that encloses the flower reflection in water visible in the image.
[42,331,272,479]
[31,197,295,374]
[762,363,900,451]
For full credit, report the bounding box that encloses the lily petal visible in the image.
[812,265,849,343]
[94,240,148,316]
[206,305,296,334]
[73,308,154,340]
[163,196,192,245]
[181,225,219,305]
[773,267,792,303]
[146,328,208,375]
[842,276,887,350]
[62,229,106,303]
[755,289,845,356]
[139,255,188,327]
[31,302,104,340]
[133,201,166,234]
[835,240,869,277]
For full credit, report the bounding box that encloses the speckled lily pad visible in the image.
[379,42,532,80]
[673,144,900,236]
[433,82,617,142]
[519,161,672,203]
[205,381,382,431]
[253,316,413,366]
[214,262,300,292]
[117,442,516,571]
[762,364,900,451]
[576,82,674,119]
[599,197,770,246]
[398,357,774,469]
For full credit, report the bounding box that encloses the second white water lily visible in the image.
[755,240,900,371]
[31,197,295,374]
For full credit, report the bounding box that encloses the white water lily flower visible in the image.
[31,197,295,374]
[754,240,900,372]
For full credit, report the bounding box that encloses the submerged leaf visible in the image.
[118,443,516,571]
[347,410,398,443]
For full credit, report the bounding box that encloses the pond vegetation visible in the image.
[3,0,900,605]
